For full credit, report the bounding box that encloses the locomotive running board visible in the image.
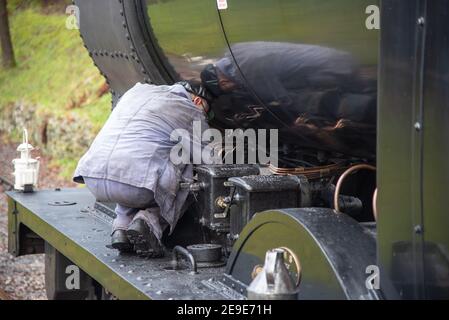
[6,188,237,300]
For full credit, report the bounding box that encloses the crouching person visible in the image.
[73,81,212,257]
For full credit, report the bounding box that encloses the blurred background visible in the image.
[0,0,110,178]
[0,0,109,299]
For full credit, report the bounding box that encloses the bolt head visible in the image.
[414,122,422,131]
[414,225,423,234]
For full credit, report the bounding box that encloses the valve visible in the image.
[179,182,205,192]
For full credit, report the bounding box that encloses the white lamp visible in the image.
[12,129,40,192]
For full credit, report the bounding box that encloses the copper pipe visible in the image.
[269,163,346,180]
[334,164,376,213]
[372,188,378,221]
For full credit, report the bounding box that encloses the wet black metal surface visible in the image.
[226,208,381,300]
[7,188,232,300]
[75,0,379,159]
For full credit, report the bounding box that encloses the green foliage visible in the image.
[0,7,110,179]
[0,9,107,115]
[7,0,71,12]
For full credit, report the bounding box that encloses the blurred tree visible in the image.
[41,0,60,7]
[0,0,16,68]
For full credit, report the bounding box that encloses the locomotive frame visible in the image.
[6,0,449,300]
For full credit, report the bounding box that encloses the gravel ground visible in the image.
[0,138,76,300]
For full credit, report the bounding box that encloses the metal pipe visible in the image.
[333,164,376,213]
[172,246,198,274]
[372,188,378,221]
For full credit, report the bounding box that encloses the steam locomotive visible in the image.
[6,0,449,300]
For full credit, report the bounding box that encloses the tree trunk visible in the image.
[0,0,16,68]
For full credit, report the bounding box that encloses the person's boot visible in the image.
[111,229,133,252]
[126,219,164,258]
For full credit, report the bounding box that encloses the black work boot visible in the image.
[126,219,164,258]
[111,229,133,252]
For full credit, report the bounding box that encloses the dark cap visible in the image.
[176,80,214,104]
[200,64,221,97]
